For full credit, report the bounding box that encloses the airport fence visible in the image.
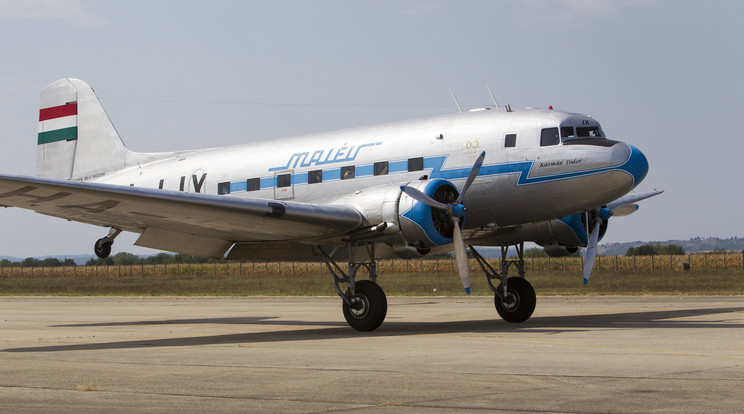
[0,253,742,278]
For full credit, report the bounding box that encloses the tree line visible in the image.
[0,253,222,267]
[0,243,725,268]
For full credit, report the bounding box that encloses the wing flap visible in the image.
[135,227,234,258]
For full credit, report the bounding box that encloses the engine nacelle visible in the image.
[484,210,610,254]
[542,244,579,257]
[397,179,460,249]
[327,179,460,258]
[553,211,609,247]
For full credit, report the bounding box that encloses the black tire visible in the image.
[342,280,387,331]
[494,277,536,323]
[94,238,112,258]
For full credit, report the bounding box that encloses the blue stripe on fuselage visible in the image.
[225,150,640,193]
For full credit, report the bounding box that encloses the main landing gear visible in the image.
[471,242,536,323]
[318,243,387,332]
[318,241,537,331]
[94,227,122,259]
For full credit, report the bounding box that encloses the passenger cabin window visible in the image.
[504,134,516,148]
[560,126,575,140]
[341,166,355,180]
[246,178,260,191]
[217,181,230,195]
[408,157,424,171]
[308,170,322,184]
[277,174,291,188]
[576,126,603,137]
[540,127,560,146]
[374,161,389,176]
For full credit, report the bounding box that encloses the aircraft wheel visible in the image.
[342,280,387,331]
[494,277,536,323]
[94,238,112,259]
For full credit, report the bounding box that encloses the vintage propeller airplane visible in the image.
[0,78,660,331]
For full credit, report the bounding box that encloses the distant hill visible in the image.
[598,237,744,256]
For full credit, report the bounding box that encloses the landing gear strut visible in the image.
[471,242,536,323]
[317,243,387,331]
[94,228,122,259]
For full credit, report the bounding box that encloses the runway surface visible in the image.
[1,296,743,413]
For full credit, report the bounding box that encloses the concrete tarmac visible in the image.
[0,296,743,413]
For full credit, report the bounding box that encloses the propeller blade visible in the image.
[457,151,486,204]
[583,221,601,285]
[452,218,471,294]
[400,185,449,210]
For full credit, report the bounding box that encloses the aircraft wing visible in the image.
[0,175,364,258]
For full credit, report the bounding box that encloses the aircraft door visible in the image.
[274,170,294,200]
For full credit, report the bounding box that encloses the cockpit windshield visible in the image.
[576,126,603,137]
[560,124,605,141]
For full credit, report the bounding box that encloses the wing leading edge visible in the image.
[0,175,364,258]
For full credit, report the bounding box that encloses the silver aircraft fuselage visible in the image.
[89,107,647,256]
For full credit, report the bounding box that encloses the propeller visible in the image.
[583,213,601,285]
[582,189,664,284]
[401,151,485,294]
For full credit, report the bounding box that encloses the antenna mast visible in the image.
[486,85,500,109]
[449,90,463,113]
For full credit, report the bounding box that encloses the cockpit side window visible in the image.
[576,126,603,137]
[540,127,560,146]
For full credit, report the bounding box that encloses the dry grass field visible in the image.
[1,255,743,296]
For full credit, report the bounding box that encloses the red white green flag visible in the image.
[38,102,77,144]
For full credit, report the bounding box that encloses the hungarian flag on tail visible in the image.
[38,102,77,144]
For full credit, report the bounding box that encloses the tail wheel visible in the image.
[495,277,536,323]
[342,280,387,331]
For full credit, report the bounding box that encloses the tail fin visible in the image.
[37,78,133,180]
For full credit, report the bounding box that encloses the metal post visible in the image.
[615,255,618,272]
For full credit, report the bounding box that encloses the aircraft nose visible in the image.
[617,144,649,188]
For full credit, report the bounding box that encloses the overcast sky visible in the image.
[0,0,741,258]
